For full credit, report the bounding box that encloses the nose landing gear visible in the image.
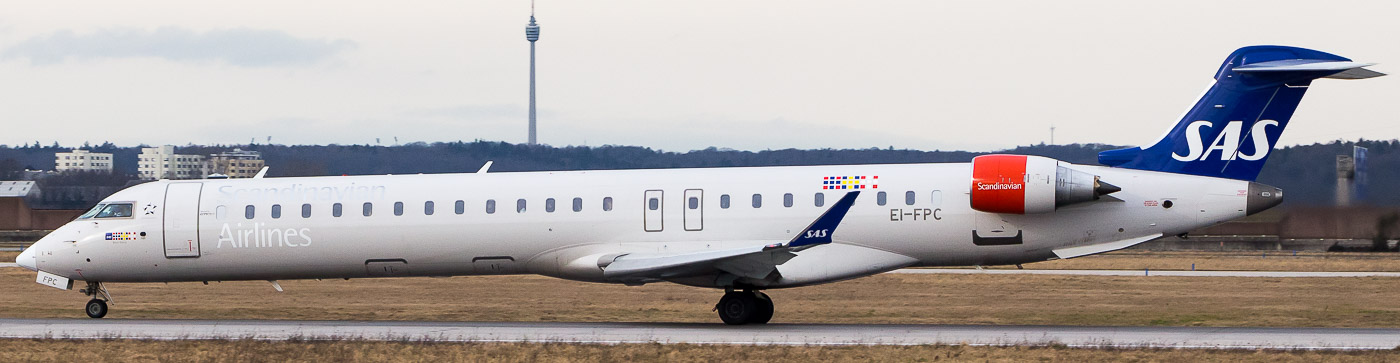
[85,299,108,319]
[715,290,774,325]
[78,281,111,319]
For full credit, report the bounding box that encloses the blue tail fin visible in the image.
[1098,46,1383,181]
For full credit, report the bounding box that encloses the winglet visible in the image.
[477,161,493,174]
[252,166,269,179]
[781,191,860,249]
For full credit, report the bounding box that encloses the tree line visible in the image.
[0,139,1395,207]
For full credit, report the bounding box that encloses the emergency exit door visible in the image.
[644,190,663,232]
[164,183,203,258]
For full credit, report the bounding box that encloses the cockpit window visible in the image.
[78,203,107,219]
[94,203,134,218]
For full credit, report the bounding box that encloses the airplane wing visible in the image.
[599,191,861,282]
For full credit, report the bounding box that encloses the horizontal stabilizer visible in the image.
[1233,60,1384,79]
[1325,67,1387,80]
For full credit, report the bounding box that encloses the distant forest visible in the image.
[0,139,1394,206]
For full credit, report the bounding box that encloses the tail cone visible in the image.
[1094,180,1121,197]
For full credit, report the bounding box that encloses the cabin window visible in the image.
[271,204,282,219]
[332,203,343,217]
[814,193,825,207]
[688,196,699,209]
[363,202,373,217]
[752,194,762,208]
[905,191,916,205]
[516,199,527,213]
[93,203,134,218]
[783,193,794,208]
[394,202,404,216]
[546,198,556,213]
[603,197,614,211]
[486,199,497,214]
[648,197,660,211]
[877,191,887,206]
[215,205,227,220]
[930,190,942,206]
[455,200,465,214]
[572,197,583,212]
[720,194,730,209]
[424,201,435,215]
[302,204,312,218]
[245,205,255,219]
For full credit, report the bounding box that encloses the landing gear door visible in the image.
[163,183,203,258]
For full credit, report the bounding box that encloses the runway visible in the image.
[894,269,1400,278]
[0,319,1397,349]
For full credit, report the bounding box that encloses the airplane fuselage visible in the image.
[27,161,1260,289]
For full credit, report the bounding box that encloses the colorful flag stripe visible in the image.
[820,176,878,190]
[105,232,138,241]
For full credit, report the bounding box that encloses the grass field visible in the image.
[5,264,1400,327]
[1,339,1397,362]
[7,251,1400,361]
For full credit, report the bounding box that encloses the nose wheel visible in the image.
[715,290,774,325]
[78,281,111,319]
[85,299,108,319]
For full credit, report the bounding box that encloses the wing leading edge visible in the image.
[600,191,861,282]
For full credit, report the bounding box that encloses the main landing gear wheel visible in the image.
[716,291,774,325]
[85,299,108,319]
[751,291,774,325]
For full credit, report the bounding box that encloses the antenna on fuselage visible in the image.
[253,166,269,179]
[477,161,494,174]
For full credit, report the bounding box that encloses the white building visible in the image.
[206,149,265,179]
[138,145,207,180]
[54,150,114,173]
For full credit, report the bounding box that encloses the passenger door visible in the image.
[644,190,663,232]
[684,189,703,231]
[163,182,202,258]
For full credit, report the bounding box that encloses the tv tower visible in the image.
[525,2,541,145]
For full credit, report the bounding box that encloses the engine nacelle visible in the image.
[970,154,1120,214]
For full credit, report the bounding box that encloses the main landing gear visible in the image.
[79,281,111,319]
[715,290,774,325]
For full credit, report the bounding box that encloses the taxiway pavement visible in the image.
[0,319,1396,349]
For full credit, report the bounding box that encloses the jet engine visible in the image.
[969,154,1120,214]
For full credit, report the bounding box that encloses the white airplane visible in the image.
[16,46,1384,324]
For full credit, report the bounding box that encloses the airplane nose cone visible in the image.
[16,245,37,271]
[1246,182,1284,216]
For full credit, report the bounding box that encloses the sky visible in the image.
[0,1,1396,152]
